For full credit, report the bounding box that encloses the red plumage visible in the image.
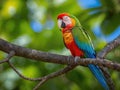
[65,40,84,57]
[57,13,69,19]
[57,12,84,57]
[62,30,84,57]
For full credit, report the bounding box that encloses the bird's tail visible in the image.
[88,64,109,90]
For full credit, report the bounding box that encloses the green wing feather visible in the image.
[70,15,95,57]
[69,15,109,90]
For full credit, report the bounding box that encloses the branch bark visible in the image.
[0,38,69,64]
[96,35,120,90]
[0,35,120,90]
[0,51,15,64]
[0,37,120,71]
[97,35,120,58]
[33,65,76,90]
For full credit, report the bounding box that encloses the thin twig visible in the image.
[7,60,76,83]
[0,36,120,90]
[100,67,115,90]
[33,65,77,90]
[0,51,15,64]
[97,35,120,58]
[7,61,42,81]
[96,60,114,90]
[96,36,120,90]
[76,58,120,71]
[0,37,120,68]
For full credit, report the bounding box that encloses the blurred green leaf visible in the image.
[101,13,120,35]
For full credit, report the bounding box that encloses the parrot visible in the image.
[57,13,109,90]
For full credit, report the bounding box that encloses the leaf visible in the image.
[101,13,120,35]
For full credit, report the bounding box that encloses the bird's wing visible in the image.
[72,26,95,58]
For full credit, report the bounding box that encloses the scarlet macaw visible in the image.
[57,13,109,90]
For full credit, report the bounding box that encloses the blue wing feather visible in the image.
[74,37,95,58]
[88,64,109,90]
[72,28,109,90]
[75,39,109,90]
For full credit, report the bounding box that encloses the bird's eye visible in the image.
[63,16,69,21]
[63,16,71,25]
[58,19,62,28]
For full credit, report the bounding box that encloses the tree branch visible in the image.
[33,65,76,90]
[0,51,15,64]
[97,35,120,58]
[0,37,120,71]
[7,60,76,82]
[0,38,69,64]
[0,35,120,89]
[99,67,115,90]
[7,60,41,81]
[96,35,120,90]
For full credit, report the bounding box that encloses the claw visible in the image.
[67,55,74,65]
[74,56,80,64]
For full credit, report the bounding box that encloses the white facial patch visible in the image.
[58,19,62,28]
[63,16,72,25]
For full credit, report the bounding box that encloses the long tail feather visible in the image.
[88,64,109,90]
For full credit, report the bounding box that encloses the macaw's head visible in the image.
[57,13,76,31]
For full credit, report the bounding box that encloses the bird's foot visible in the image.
[74,56,80,65]
[67,55,74,65]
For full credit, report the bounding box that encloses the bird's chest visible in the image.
[62,31,84,57]
[63,32,74,45]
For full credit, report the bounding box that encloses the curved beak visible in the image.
[61,21,66,28]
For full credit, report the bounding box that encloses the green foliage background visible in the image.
[0,0,120,90]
